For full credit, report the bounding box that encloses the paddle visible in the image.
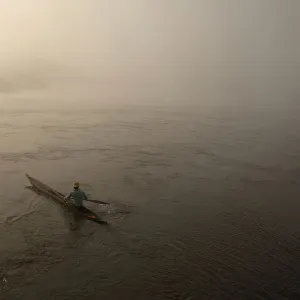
[84,199,110,205]
[57,191,110,205]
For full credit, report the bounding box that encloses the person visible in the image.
[64,181,88,212]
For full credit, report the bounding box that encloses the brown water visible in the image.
[1,103,300,300]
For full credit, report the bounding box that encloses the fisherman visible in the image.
[64,181,88,212]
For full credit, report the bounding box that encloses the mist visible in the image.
[0,0,299,110]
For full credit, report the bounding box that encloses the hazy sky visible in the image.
[0,0,299,108]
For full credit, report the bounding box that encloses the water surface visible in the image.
[1,103,300,300]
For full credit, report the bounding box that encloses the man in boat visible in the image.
[64,181,88,212]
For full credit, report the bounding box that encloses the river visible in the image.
[1,103,300,299]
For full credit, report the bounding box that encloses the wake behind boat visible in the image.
[25,174,107,225]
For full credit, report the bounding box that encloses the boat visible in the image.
[25,174,107,225]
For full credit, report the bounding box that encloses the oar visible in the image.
[57,191,109,205]
[84,199,110,205]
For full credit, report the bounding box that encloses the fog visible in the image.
[0,0,299,110]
